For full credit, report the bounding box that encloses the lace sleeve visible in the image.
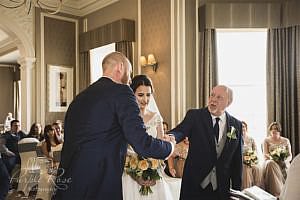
[155,114,164,139]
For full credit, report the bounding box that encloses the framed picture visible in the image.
[48,65,73,112]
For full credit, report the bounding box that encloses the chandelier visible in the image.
[0,0,63,15]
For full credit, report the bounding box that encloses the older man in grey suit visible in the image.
[169,85,243,200]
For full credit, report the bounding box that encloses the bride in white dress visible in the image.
[122,75,181,200]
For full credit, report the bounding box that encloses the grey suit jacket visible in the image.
[170,107,243,200]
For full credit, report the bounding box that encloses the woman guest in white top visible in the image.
[279,153,300,200]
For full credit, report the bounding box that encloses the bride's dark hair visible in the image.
[130,75,154,93]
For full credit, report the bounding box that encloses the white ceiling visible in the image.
[0,0,118,64]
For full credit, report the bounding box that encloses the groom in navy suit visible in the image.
[53,52,174,200]
[169,85,243,200]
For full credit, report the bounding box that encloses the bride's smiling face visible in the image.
[135,85,152,110]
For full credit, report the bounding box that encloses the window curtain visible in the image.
[198,29,218,107]
[115,41,133,65]
[79,51,91,92]
[267,25,300,156]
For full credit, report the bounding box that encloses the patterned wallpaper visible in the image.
[44,17,76,125]
[44,18,76,66]
[141,0,171,126]
[0,67,14,123]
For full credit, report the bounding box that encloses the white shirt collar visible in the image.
[211,112,227,143]
[211,112,226,122]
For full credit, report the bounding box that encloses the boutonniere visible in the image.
[226,126,237,141]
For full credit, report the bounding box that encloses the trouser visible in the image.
[0,158,9,200]
[2,155,18,176]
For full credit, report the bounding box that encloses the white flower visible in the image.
[226,126,237,141]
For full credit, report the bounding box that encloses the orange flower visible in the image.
[138,159,149,171]
[129,157,138,169]
[125,156,130,166]
[244,155,251,161]
[150,159,159,169]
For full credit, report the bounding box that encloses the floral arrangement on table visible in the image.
[270,146,289,163]
[124,154,163,195]
[243,149,258,167]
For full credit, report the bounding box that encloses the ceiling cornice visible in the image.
[0,38,18,56]
[41,0,119,17]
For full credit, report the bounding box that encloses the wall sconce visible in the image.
[140,54,158,72]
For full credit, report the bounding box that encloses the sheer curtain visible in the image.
[267,25,300,156]
[198,29,218,107]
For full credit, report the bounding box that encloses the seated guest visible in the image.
[262,121,292,197]
[279,153,300,200]
[41,125,63,168]
[167,137,189,178]
[1,120,27,176]
[0,136,14,199]
[27,123,44,141]
[241,121,262,189]
[52,121,64,144]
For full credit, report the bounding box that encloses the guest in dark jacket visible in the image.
[0,136,14,200]
[2,120,27,175]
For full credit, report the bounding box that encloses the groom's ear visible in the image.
[114,62,124,79]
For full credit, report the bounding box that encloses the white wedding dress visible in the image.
[122,113,181,200]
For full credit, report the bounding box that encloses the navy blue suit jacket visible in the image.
[53,77,172,200]
[169,108,243,200]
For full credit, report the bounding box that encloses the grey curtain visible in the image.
[115,41,133,65]
[198,29,218,107]
[79,51,91,92]
[267,25,300,156]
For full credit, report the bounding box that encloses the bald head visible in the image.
[102,52,132,84]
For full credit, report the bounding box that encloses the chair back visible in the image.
[18,142,38,153]
[18,142,39,170]
[17,142,40,196]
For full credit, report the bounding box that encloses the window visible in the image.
[216,29,267,148]
[90,43,115,84]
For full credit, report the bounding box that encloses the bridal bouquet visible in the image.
[243,149,258,167]
[270,146,289,163]
[124,155,163,195]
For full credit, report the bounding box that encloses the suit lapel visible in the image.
[219,112,237,157]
